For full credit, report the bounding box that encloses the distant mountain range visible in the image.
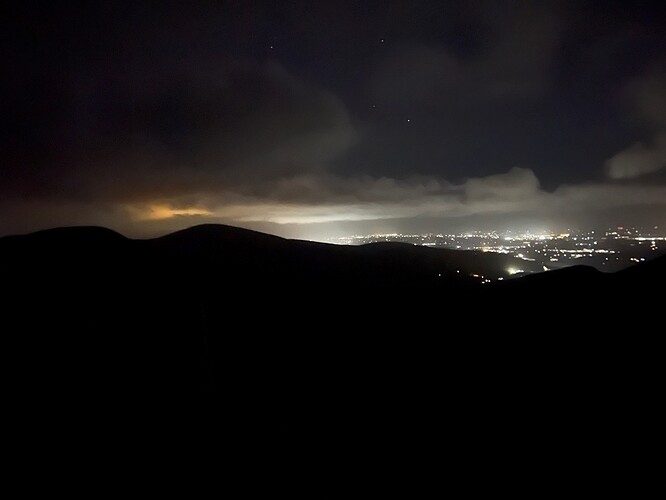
[2,224,662,431]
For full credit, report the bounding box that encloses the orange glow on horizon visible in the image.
[136,204,212,220]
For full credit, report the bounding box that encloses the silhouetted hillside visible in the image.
[2,224,662,433]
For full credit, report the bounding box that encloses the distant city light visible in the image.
[326,226,665,274]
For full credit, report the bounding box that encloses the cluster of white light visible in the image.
[330,228,664,268]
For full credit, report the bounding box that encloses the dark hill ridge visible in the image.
[2,223,542,288]
[1,224,663,427]
[0,225,127,252]
[2,222,663,318]
[153,222,538,281]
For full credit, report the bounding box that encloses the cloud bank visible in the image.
[606,133,666,179]
[86,168,666,235]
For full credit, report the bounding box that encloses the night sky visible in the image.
[2,1,665,239]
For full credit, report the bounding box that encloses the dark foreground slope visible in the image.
[1,224,662,440]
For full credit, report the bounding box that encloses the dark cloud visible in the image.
[631,71,666,126]
[2,59,353,203]
[371,44,462,106]
[606,68,666,179]
[370,2,562,105]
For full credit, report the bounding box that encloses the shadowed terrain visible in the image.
[2,224,662,436]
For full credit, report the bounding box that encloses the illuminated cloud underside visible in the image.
[136,204,213,220]
[126,168,666,226]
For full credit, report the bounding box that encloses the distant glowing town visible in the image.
[328,226,665,274]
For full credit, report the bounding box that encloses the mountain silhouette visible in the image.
[2,224,662,435]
